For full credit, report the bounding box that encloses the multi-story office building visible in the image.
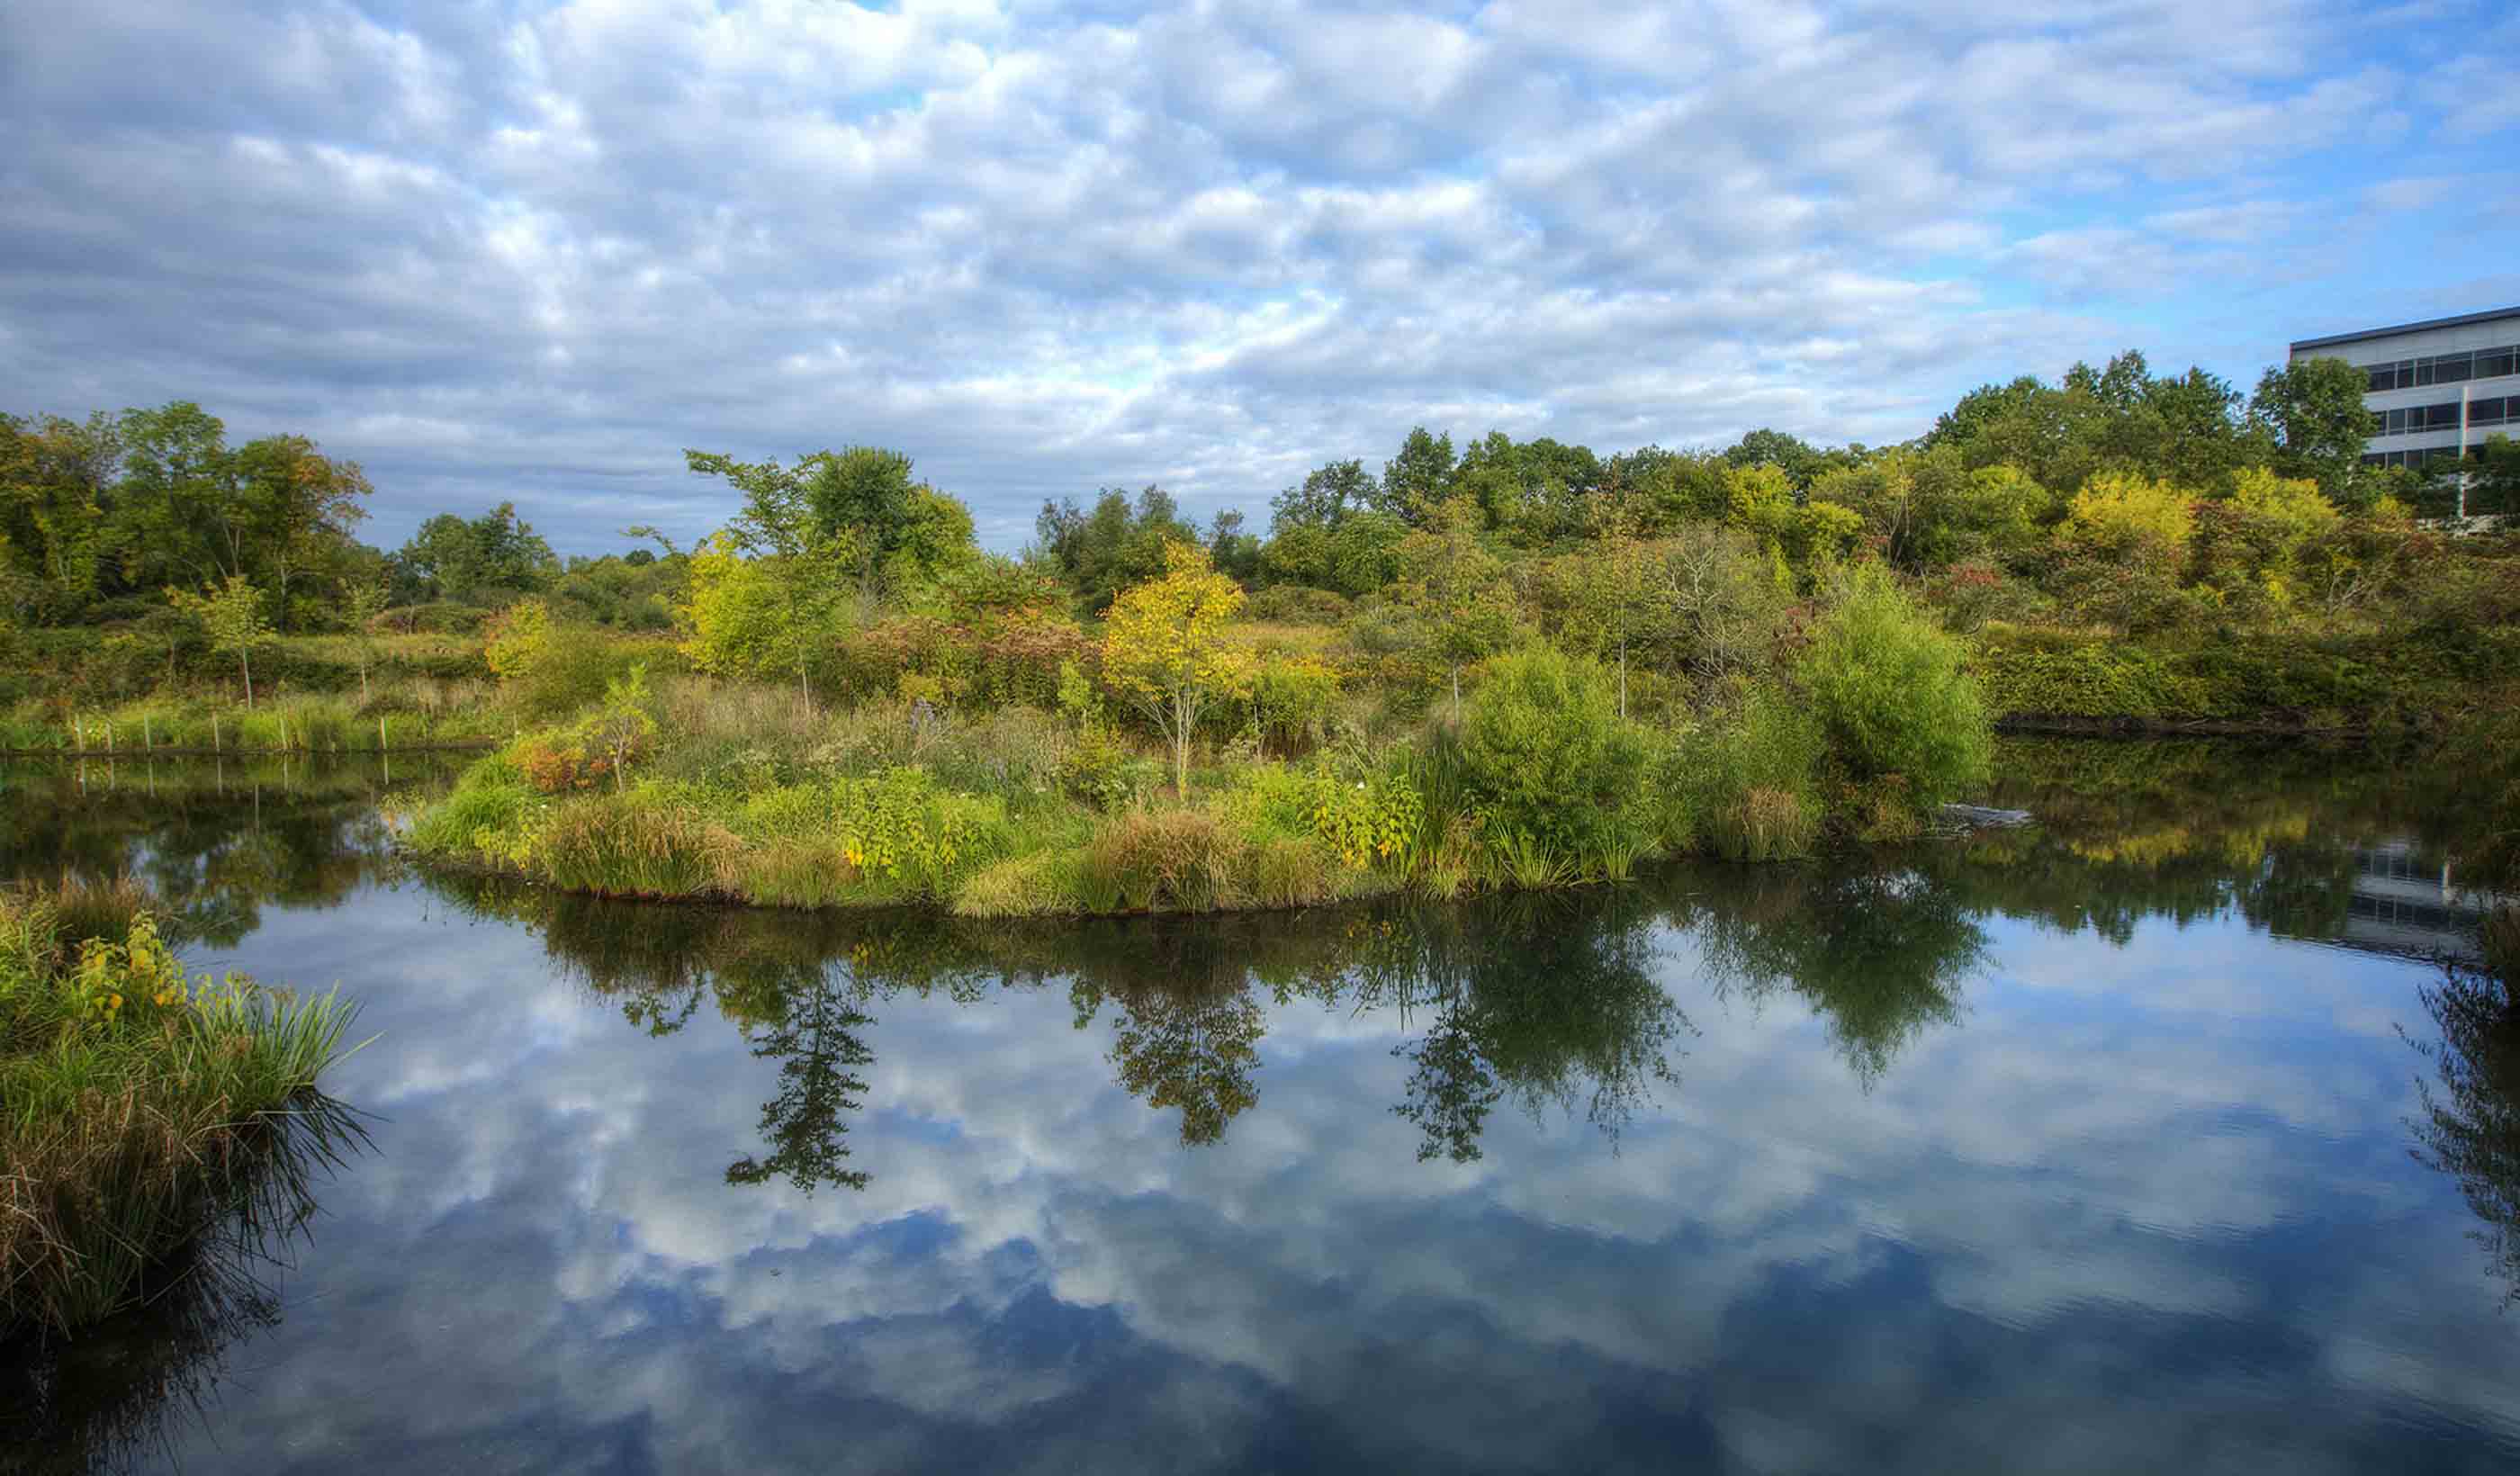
[2288,306,2520,472]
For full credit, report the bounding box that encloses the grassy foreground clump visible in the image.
[0,883,363,1340]
[405,575,1998,917]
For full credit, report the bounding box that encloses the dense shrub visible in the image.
[378,601,492,635]
[1455,650,1654,870]
[490,612,651,721]
[1058,724,1163,810]
[1970,635,2204,718]
[1246,586,1353,624]
[1246,652,1342,756]
[1796,572,1993,807]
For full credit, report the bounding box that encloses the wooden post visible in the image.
[74,715,83,751]
[212,713,221,752]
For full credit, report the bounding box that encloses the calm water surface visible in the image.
[4,742,2516,1474]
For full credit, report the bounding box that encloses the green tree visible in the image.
[587,663,658,792]
[802,446,922,596]
[109,405,373,624]
[675,531,849,705]
[1035,485,1203,612]
[2423,434,2520,520]
[1379,426,1455,522]
[1639,524,1793,689]
[687,445,972,603]
[168,575,275,707]
[0,410,117,618]
[1456,649,1653,864]
[1272,457,1378,530]
[111,400,232,590]
[399,502,558,600]
[227,433,374,628]
[1392,498,1518,716]
[1722,428,1855,490]
[886,484,981,593]
[1206,508,1263,584]
[2248,356,2379,501]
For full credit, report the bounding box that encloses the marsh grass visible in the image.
[6,689,505,755]
[1680,687,1827,862]
[0,886,366,1341]
[1704,786,1822,863]
[0,1091,364,1472]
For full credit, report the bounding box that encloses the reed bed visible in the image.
[4,689,506,755]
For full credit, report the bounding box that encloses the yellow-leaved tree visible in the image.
[2060,472,2196,561]
[1100,540,1249,796]
[674,529,852,705]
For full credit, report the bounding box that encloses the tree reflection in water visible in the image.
[1374,891,1690,1163]
[2408,912,2520,1303]
[1684,865,1984,1087]
[717,950,877,1192]
[0,755,436,951]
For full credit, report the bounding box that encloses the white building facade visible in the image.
[2288,306,2520,472]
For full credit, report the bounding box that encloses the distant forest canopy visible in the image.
[4,347,2515,637]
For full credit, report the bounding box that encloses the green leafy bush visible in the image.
[1058,724,1161,811]
[1455,649,1653,871]
[1797,572,1993,806]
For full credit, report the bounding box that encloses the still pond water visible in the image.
[4,740,2517,1474]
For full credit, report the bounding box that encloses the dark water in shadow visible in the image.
[4,741,2516,1473]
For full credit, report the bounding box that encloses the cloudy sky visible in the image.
[4,0,2517,554]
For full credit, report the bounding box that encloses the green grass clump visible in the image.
[0,885,364,1340]
[953,851,1076,917]
[531,793,740,899]
[1676,685,1826,861]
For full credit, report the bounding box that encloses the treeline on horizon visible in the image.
[4,350,2516,620]
[4,346,2518,736]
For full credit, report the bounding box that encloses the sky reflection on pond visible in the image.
[4,742,2517,1474]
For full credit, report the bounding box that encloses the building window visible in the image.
[2362,395,2516,436]
[2355,344,2520,390]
